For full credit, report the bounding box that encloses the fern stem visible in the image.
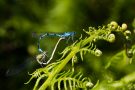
[38,47,79,90]
[38,31,98,90]
[80,31,100,47]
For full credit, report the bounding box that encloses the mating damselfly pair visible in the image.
[32,32,76,52]
[33,32,76,65]
[6,32,76,76]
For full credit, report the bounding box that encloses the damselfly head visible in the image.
[36,51,47,64]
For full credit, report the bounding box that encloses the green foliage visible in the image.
[25,21,135,90]
[51,70,93,90]
[1,0,135,90]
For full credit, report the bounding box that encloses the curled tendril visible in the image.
[124,30,131,36]
[50,70,93,90]
[121,23,127,31]
[95,49,102,57]
[110,21,118,30]
[24,70,41,84]
[107,33,115,43]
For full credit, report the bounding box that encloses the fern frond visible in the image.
[24,69,43,84]
[33,74,47,90]
[25,60,61,85]
[79,42,102,59]
[83,24,117,43]
[59,40,78,60]
[51,70,93,90]
[26,21,132,90]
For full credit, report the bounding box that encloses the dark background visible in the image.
[0,0,135,90]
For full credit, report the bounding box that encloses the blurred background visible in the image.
[0,0,135,90]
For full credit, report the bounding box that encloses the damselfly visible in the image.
[33,32,76,65]
[6,38,64,76]
[36,38,64,65]
[38,32,76,40]
[32,32,76,53]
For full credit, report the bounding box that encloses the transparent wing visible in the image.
[6,57,37,76]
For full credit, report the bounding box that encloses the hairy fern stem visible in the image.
[39,47,79,90]
[25,21,134,90]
